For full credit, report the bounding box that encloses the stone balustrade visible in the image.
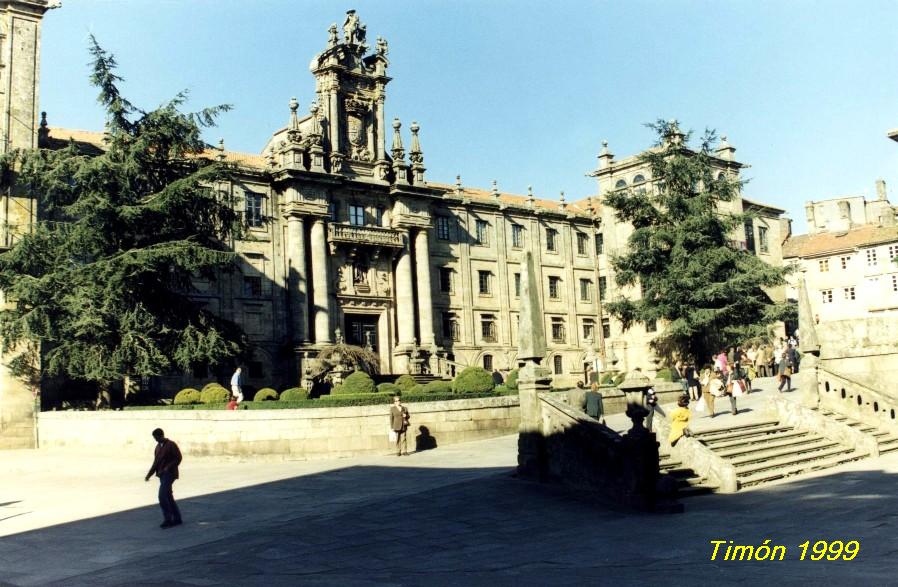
[816,366,898,433]
[328,223,404,248]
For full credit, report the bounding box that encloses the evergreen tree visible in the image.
[0,37,248,404]
[602,120,793,363]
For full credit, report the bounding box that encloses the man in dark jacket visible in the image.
[145,428,183,528]
[389,395,411,456]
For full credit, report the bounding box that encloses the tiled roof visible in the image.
[430,182,594,216]
[783,224,898,258]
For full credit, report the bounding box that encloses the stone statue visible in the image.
[353,262,368,284]
[327,23,338,47]
[376,36,388,56]
[343,10,366,45]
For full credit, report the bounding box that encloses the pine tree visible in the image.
[0,37,248,405]
[602,120,794,363]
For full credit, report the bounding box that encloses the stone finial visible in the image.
[455,174,463,195]
[559,191,566,211]
[287,97,302,143]
[663,120,685,147]
[716,133,736,161]
[598,139,614,169]
[391,118,405,161]
[38,111,49,147]
[217,138,225,161]
[376,36,389,56]
[527,185,535,209]
[491,180,500,203]
[517,250,547,365]
[797,275,820,354]
[328,23,338,47]
[409,121,423,162]
[308,102,323,145]
[876,178,888,201]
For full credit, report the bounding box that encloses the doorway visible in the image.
[345,313,379,351]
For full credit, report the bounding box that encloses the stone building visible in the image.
[34,10,790,392]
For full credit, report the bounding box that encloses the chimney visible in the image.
[876,178,887,201]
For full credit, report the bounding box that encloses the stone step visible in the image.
[734,445,856,477]
[699,427,807,448]
[696,423,791,442]
[714,435,836,460]
[678,483,719,498]
[738,451,862,488]
[726,438,842,467]
[692,420,781,439]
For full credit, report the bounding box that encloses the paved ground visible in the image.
[2,377,896,586]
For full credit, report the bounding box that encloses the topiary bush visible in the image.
[505,369,519,391]
[377,382,401,395]
[335,371,376,394]
[394,374,418,392]
[174,388,201,405]
[202,382,226,393]
[422,380,452,394]
[279,387,309,401]
[495,384,508,393]
[451,366,495,393]
[253,388,279,402]
[200,385,230,404]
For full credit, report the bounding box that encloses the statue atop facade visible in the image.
[376,36,388,56]
[327,23,338,48]
[343,10,366,45]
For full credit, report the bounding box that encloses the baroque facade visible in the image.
[34,10,789,392]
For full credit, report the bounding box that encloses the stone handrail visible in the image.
[328,223,404,247]
[815,365,898,433]
[766,394,878,458]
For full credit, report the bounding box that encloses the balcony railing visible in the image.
[328,223,404,248]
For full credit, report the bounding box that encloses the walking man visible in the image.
[230,366,244,404]
[145,428,183,529]
[390,395,410,456]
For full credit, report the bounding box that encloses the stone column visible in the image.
[375,94,386,160]
[287,216,308,343]
[328,91,340,155]
[395,231,416,346]
[414,229,435,347]
[311,218,332,344]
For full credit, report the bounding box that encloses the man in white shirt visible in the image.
[230,367,244,403]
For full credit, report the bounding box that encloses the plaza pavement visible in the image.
[2,377,897,586]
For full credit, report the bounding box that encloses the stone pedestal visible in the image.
[517,363,552,480]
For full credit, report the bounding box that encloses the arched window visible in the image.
[716,171,726,181]
[633,174,646,184]
[614,179,628,189]
[553,355,563,374]
[483,354,493,371]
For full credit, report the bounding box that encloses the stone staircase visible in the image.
[410,374,448,385]
[659,453,719,497]
[693,419,862,490]
[817,409,898,455]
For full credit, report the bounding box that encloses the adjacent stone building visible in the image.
[38,11,789,392]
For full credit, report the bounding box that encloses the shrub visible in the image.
[335,371,376,394]
[394,374,418,392]
[200,385,230,404]
[656,368,675,382]
[174,388,201,405]
[202,382,226,393]
[451,366,495,393]
[279,387,309,401]
[253,388,279,402]
[377,382,401,395]
[495,384,508,393]
[422,380,452,394]
[600,372,615,385]
[505,369,519,391]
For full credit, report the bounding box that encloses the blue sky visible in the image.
[41,1,898,232]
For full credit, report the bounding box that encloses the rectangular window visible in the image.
[245,192,264,228]
[442,313,460,341]
[893,275,898,293]
[576,232,588,255]
[821,289,833,304]
[482,354,493,371]
[548,276,561,299]
[582,319,595,341]
[890,245,898,261]
[481,314,497,342]
[478,270,491,295]
[602,318,611,339]
[437,216,451,240]
[599,276,607,300]
[843,287,856,301]
[744,219,755,254]
[328,201,338,222]
[553,355,564,375]
[595,232,604,255]
[243,276,262,297]
[475,219,489,245]
[511,223,524,249]
[439,267,453,293]
[546,228,558,252]
[376,206,385,227]
[841,256,850,269]
[758,226,769,253]
[819,259,829,272]
[646,319,657,333]
[514,272,521,297]
[579,278,592,301]
[551,317,566,343]
[349,204,365,226]
[867,249,878,266]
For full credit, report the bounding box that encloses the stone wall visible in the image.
[37,396,520,458]
[817,317,898,383]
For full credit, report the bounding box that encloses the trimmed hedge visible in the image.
[202,382,227,393]
[505,369,519,391]
[422,380,452,394]
[201,386,230,404]
[279,387,309,401]
[451,366,495,393]
[254,388,279,402]
[394,374,418,391]
[174,388,201,405]
[495,384,508,393]
[335,371,376,394]
[377,382,401,395]
[125,390,502,410]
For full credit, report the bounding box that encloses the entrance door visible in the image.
[345,314,379,351]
